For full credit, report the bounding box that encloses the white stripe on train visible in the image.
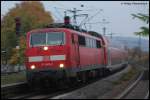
[28,55,66,62]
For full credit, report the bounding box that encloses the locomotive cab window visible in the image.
[47,32,64,45]
[96,40,101,48]
[78,35,86,46]
[30,33,46,46]
[30,32,65,47]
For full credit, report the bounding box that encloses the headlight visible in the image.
[30,65,35,69]
[43,46,48,51]
[59,64,64,68]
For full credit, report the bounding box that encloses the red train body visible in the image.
[25,27,128,85]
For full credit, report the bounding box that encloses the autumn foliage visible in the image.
[1,1,54,65]
[9,36,26,65]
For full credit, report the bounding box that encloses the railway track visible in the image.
[116,69,149,99]
[10,80,96,99]
[2,65,127,99]
[2,62,148,99]
[10,75,107,99]
[1,82,28,99]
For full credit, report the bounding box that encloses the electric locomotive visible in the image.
[25,16,128,85]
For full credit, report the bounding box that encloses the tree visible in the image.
[9,36,26,65]
[131,12,149,36]
[1,1,54,65]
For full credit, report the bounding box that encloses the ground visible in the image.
[1,71,26,85]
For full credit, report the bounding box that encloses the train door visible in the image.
[107,47,111,67]
[99,40,105,65]
[71,34,80,67]
[100,37,109,67]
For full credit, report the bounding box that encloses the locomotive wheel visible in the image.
[89,70,96,79]
[82,72,87,83]
[98,69,103,78]
[56,79,67,89]
[78,71,87,83]
[92,70,97,78]
[95,69,100,78]
[27,80,34,89]
[87,70,92,80]
[67,77,78,87]
[88,70,93,79]
[103,68,110,77]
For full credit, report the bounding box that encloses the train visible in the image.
[25,16,128,86]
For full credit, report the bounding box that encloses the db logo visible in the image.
[43,56,49,61]
[41,62,52,66]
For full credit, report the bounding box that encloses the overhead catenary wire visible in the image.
[52,13,62,22]
[54,6,103,24]
[51,1,67,8]
[52,4,105,33]
[54,7,82,24]
[85,21,110,24]
[79,9,103,27]
[78,14,88,27]
[55,7,101,12]
[54,7,70,11]
[54,7,63,19]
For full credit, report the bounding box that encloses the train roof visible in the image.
[46,23,104,38]
[29,23,103,39]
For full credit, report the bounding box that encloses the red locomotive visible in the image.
[25,17,128,86]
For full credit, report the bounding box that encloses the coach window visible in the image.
[89,38,91,47]
[86,38,89,47]
[85,38,88,47]
[96,40,101,48]
[95,40,96,48]
[91,39,94,48]
[92,39,94,48]
[78,35,86,46]
[90,39,92,48]
[89,39,91,48]
[88,38,91,48]
[93,39,96,48]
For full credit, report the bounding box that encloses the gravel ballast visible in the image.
[51,65,137,99]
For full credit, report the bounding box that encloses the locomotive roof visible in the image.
[28,27,102,41]
[46,23,103,38]
[27,22,110,46]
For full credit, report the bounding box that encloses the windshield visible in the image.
[30,32,65,47]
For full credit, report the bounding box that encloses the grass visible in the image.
[1,71,27,85]
[113,67,138,85]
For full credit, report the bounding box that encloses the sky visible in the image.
[1,1,149,39]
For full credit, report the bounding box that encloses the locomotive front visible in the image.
[25,29,70,84]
